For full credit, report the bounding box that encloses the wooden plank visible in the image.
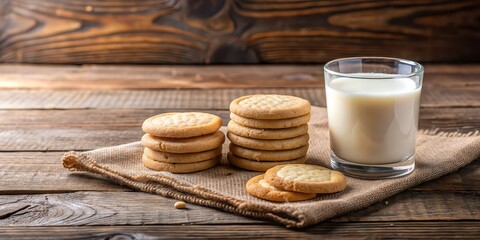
[0,152,478,194]
[0,89,327,110]
[0,108,478,151]
[0,65,323,89]
[0,191,259,226]
[1,1,479,63]
[0,77,478,109]
[0,191,479,227]
[0,86,470,110]
[0,64,479,92]
[0,152,128,194]
[0,222,479,239]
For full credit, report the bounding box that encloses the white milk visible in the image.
[326,74,421,164]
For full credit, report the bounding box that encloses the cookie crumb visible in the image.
[174,201,186,209]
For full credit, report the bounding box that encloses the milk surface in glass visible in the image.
[326,73,421,164]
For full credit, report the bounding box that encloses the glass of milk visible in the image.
[324,57,424,179]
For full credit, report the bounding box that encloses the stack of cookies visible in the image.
[246,164,347,202]
[141,112,224,173]
[227,94,311,171]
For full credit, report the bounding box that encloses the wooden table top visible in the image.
[0,64,479,239]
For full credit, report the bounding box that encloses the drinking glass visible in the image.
[324,57,424,179]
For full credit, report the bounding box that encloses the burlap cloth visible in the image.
[62,107,480,228]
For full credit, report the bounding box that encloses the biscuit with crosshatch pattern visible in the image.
[230,95,311,120]
[142,112,222,138]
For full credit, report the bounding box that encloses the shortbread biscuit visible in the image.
[264,164,347,194]
[229,144,308,161]
[227,132,309,150]
[246,174,316,202]
[142,112,222,138]
[141,131,225,153]
[230,95,311,119]
[228,121,308,140]
[230,113,310,129]
[144,146,222,163]
[227,153,307,171]
[142,154,220,173]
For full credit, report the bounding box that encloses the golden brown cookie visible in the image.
[230,113,310,129]
[143,146,222,164]
[142,112,222,138]
[228,121,308,140]
[264,164,347,194]
[227,132,309,150]
[227,152,307,172]
[229,144,308,161]
[141,131,225,153]
[246,174,316,202]
[142,154,220,173]
[230,95,311,119]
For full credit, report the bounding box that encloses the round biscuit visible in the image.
[230,95,311,119]
[144,146,222,163]
[227,132,309,150]
[246,174,316,202]
[141,131,225,153]
[228,121,308,139]
[229,143,308,161]
[230,113,310,129]
[142,112,222,138]
[264,164,347,194]
[142,154,220,173]
[227,152,307,172]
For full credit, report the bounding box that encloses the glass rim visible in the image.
[324,56,424,79]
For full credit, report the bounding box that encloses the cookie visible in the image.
[230,113,310,129]
[142,112,222,138]
[264,164,347,194]
[227,132,309,150]
[229,144,308,161]
[228,121,308,140]
[227,152,307,171]
[141,131,225,153]
[142,154,220,173]
[230,95,311,119]
[246,174,316,202]
[143,146,222,163]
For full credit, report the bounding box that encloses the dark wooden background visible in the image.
[1,0,479,64]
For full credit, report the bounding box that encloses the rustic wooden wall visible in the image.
[0,0,479,64]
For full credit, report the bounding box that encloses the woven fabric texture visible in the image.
[62,107,480,228]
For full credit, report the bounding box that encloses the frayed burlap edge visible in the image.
[62,130,480,228]
[63,152,305,227]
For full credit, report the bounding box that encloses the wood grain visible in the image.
[0,191,258,226]
[0,89,326,110]
[1,1,479,63]
[0,64,324,89]
[0,152,129,194]
[0,65,478,109]
[0,191,478,226]
[0,84,478,110]
[0,222,479,239]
